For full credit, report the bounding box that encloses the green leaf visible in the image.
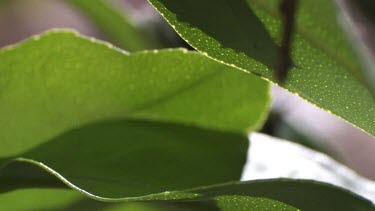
[0,188,165,211]
[194,180,375,211]
[0,189,298,211]
[245,132,375,201]
[147,0,375,137]
[0,123,372,210]
[0,189,83,211]
[2,156,373,211]
[214,196,297,211]
[156,196,298,211]
[1,120,248,198]
[0,121,371,210]
[66,0,159,51]
[3,150,372,210]
[0,30,271,209]
[0,30,269,158]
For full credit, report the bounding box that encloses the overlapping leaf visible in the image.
[2,172,373,210]
[0,30,269,209]
[1,120,248,198]
[0,30,373,210]
[147,0,375,137]
[0,188,299,211]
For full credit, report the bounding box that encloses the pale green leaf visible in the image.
[0,188,165,211]
[0,30,269,158]
[66,0,159,51]
[0,189,83,211]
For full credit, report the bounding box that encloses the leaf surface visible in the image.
[0,189,83,211]
[0,120,371,210]
[0,30,269,157]
[0,188,164,211]
[0,189,299,211]
[1,120,248,198]
[147,0,375,137]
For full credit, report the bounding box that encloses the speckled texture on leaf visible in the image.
[0,30,269,157]
[215,196,298,211]
[147,0,375,137]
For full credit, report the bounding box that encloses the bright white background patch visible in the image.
[242,133,375,202]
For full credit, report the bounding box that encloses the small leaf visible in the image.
[147,0,375,138]
[66,0,159,51]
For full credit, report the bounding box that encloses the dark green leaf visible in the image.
[1,120,248,198]
[214,196,297,211]
[193,179,375,211]
[147,0,375,137]
[0,123,372,210]
[2,160,373,211]
[0,188,164,211]
[0,189,299,211]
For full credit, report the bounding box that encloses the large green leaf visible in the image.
[66,0,159,51]
[147,0,375,137]
[0,121,371,210]
[1,120,248,198]
[0,30,273,209]
[0,123,372,210]
[0,189,298,211]
[0,30,269,157]
[0,189,83,211]
[0,189,164,211]
[193,179,374,211]
[1,157,373,211]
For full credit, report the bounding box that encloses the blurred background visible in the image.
[0,0,374,180]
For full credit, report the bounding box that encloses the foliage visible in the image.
[0,0,374,210]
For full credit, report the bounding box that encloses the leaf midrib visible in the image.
[248,0,359,80]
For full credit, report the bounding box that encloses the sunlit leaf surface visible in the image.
[0,30,269,157]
